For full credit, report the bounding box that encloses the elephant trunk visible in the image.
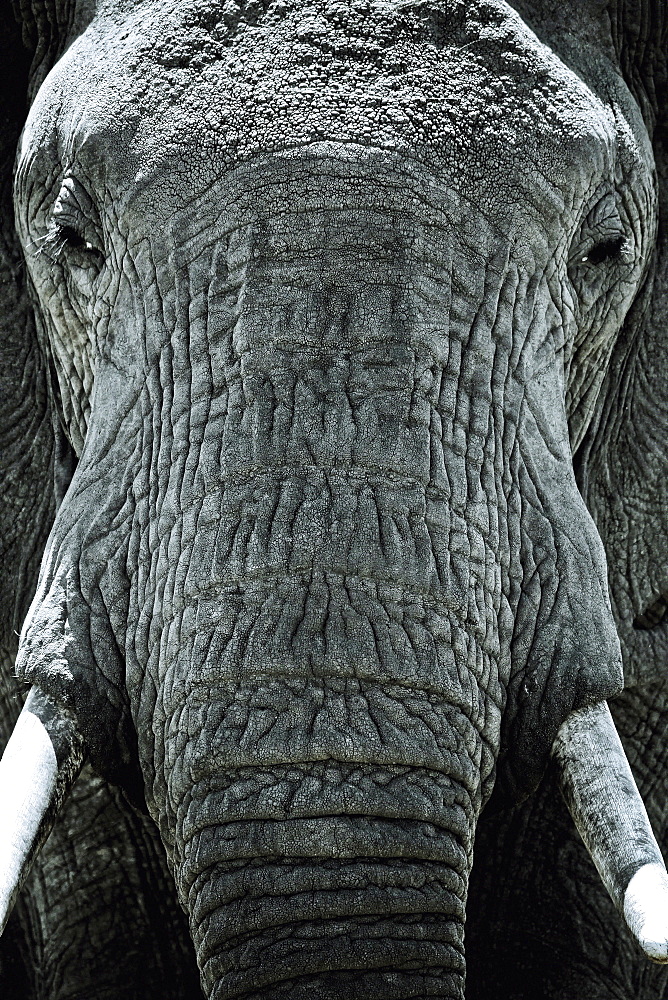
[153,578,489,998]
[179,800,469,998]
[169,741,475,998]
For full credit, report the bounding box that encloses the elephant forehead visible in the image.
[32,0,620,223]
[135,148,518,267]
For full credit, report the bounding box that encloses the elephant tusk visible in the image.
[0,687,84,935]
[552,700,668,963]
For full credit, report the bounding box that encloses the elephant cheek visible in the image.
[11,526,141,801]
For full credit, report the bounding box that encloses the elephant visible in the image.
[0,1,666,998]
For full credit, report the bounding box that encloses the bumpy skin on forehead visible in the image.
[1,0,666,998]
[19,2,645,217]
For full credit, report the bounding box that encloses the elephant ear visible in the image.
[0,4,58,988]
[13,0,97,101]
[575,0,668,687]
[0,7,61,698]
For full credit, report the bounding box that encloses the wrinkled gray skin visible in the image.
[0,8,200,999]
[467,6,668,995]
[0,0,665,998]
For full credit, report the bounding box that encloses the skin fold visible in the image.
[0,0,665,998]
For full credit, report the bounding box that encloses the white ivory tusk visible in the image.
[0,688,84,935]
[623,863,668,963]
[552,701,668,963]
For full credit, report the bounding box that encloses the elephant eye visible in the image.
[35,176,106,268]
[579,235,629,266]
[38,221,105,267]
[58,224,91,251]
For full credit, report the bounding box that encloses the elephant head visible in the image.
[0,1,667,997]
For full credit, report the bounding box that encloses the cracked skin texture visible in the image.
[0,0,665,997]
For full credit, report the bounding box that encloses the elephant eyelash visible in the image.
[31,224,102,265]
[30,227,69,263]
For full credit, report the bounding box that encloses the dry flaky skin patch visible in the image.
[1,0,665,997]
